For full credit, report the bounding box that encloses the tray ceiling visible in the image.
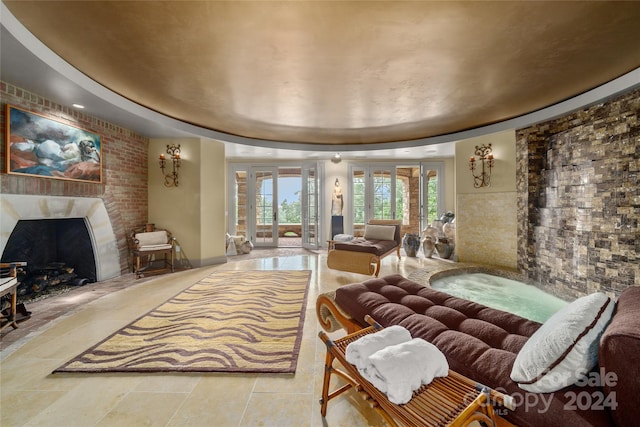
[4,1,640,146]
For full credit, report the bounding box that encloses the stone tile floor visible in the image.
[1,248,456,427]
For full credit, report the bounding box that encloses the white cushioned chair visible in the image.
[131,229,175,278]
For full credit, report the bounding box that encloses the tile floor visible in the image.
[1,248,458,427]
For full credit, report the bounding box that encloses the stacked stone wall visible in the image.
[517,88,639,298]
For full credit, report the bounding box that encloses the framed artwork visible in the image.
[5,104,102,183]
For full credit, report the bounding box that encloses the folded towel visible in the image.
[345,325,412,370]
[361,338,449,405]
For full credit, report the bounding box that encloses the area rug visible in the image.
[54,270,311,373]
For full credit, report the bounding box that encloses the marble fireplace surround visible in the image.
[0,194,120,281]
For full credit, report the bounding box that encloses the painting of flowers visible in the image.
[5,105,102,183]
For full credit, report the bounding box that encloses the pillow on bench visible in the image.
[364,224,396,241]
[135,231,171,249]
[510,292,615,393]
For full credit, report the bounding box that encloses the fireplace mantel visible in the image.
[0,194,120,281]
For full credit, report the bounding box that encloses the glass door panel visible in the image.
[233,170,247,238]
[302,164,319,249]
[351,167,366,236]
[252,167,278,246]
[371,168,394,220]
[396,166,421,234]
[420,162,444,233]
[278,167,302,248]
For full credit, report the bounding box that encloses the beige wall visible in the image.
[149,138,226,267]
[441,157,456,215]
[455,130,518,268]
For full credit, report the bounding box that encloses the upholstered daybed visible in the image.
[327,220,402,277]
[317,274,640,427]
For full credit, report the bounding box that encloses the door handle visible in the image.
[273,211,277,222]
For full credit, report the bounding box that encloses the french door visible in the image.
[227,162,322,249]
[349,165,397,236]
[349,163,442,236]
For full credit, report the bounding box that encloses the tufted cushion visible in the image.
[335,275,540,378]
[333,238,398,256]
[334,274,614,427]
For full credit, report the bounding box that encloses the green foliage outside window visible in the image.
[279,194,301,223]
[427,176,438,223]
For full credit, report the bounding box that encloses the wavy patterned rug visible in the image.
[54,270,311,373]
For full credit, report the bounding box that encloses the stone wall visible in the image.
[1,81,149,275]
[517,88,639,298]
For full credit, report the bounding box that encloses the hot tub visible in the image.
[429,272,568,323]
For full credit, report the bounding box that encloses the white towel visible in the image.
[360,338,449,405]
[345,325,412,370]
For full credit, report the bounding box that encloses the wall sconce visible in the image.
[159,144,181,187]
[469,144,494,188]
[331,153,342,164]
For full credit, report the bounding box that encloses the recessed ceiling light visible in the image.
[72,103,85,109]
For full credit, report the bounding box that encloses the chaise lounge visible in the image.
[327,219,402,277]
[317,274,640,427]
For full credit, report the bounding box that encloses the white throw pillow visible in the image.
[135,231,168,246]
[510,292,615,393]
[363,224,396,241]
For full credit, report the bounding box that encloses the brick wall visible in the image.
[1,81,149,274]
[517,88,639,298]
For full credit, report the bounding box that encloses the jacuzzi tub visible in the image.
[430,272,568,323]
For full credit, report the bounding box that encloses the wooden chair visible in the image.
[131,228,175,278]
[1,262,25,333]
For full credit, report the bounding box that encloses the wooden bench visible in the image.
[1,262,25,333]
[131,228,176,278]
[318,316,515,427]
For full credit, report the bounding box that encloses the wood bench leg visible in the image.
[135,255,141,277]
[320,345,334,417]
[0,290,19,332]
[318,331,359,418]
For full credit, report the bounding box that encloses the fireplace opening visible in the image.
[1,218,97,301]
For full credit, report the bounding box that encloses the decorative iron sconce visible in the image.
[159,144,181,187]
[469,144,494,188]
